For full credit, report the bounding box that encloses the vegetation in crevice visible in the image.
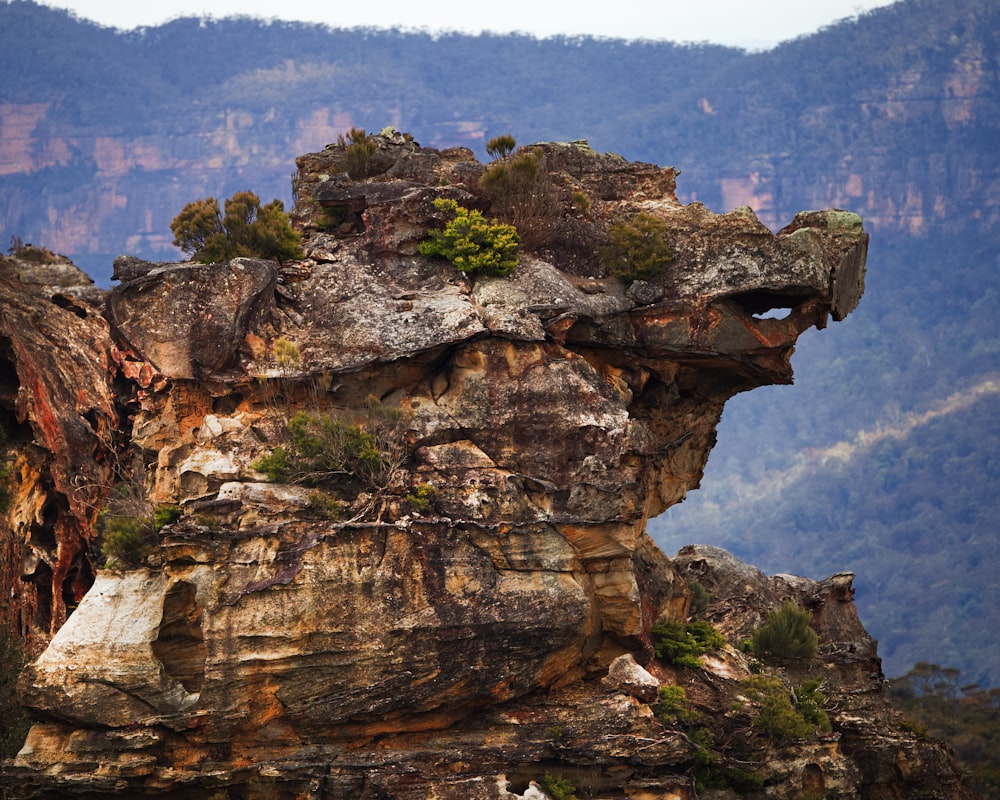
[97,501,181,569]
[740,674,831,742]
[253,396,409,511]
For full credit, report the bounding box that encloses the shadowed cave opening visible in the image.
[152,580,207,693]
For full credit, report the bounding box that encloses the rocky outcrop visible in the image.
[1,134,973,798]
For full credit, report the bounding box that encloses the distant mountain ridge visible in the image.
[1,0,998,687]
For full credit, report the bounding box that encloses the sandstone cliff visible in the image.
[0,133,973,799]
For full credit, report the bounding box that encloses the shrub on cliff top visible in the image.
[485,133,517,161]
[338,127,377,179]
[478,150,559,250]
[170,190,303,264]
[750,600,819,664]
[419,198,520,277]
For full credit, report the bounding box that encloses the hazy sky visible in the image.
[40,0,900,50]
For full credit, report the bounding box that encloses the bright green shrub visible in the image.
[419,198,520,277]
[795,677,831,731]
[652,619,726,669]
[686,619,726,651]
[153,504,182,529]
[253,446,291,482]
[750,601,819,664]
[170,190,303,264]
[601,212,673,280]
[254,401,406,492]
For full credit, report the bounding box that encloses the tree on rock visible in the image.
[170,191,303,264]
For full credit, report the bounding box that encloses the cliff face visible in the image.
[0,134,973,799]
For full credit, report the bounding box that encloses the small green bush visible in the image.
[750,601,819,664]
[539,773,578,800]
[98,503,181,569]
[686,619,726,651]
[419,198,520,277]
[153,504,182,529]
[405,483,436,514]
[795,677,831,731]
[170,190,303,264]
[305,491,341,520]
[655,684,700,725]
[601,212,673,280]
[741,675,830,742]
[570,190,591,214]
[687,580,710,617]
[652,619,726,669]
[99,514,156,568]
[254,400,406,492]
[478,151,559,250]
[253,446,291,482]
[287,411,382,481]
[339,127,377,179]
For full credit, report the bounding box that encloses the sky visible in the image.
[39,0,901,50]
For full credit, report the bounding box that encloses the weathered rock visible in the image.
[0,250,116,643]
[107,258,277,380]
[1,134,973,798]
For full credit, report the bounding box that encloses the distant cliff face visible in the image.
[0,133,973,798]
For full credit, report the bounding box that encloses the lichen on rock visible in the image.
[0,132,974,798]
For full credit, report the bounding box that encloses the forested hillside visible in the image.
[1,0,998,688]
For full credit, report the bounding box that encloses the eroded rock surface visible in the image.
[1,133,973,798]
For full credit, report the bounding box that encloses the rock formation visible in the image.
[0,132,973,798]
